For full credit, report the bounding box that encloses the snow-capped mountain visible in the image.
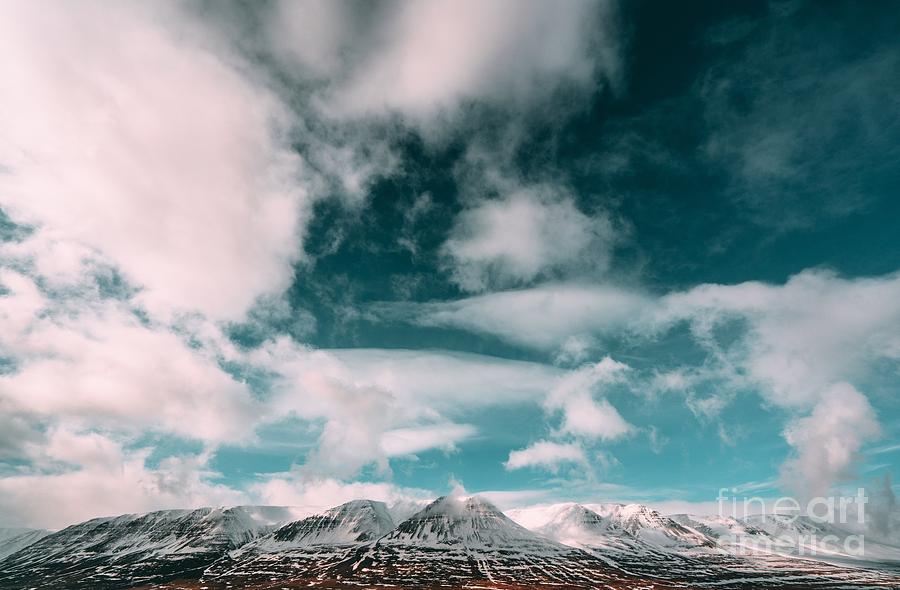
[0,505,299,589]
[513,502,714,552]
[203,495,628,589]
[382,494,557,548]
[512,502,900,588]
[526,503,627,547]
[3,499,900,589]
[268,499,394,546]
[204,500,397,584]
[314,495,638,589]
[590,502,715,548]
[0,528,48,560]
[744,513,900,564]
[670,512,770,540]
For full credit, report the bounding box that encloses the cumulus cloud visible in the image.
[0,0,311,320]
[4,0,896,529]
[442,187,620,292]
[653,269,900,409]
[642,270,900,493]
[505,441,587,471]
[648,271,899,494]
[781,383,880,500]
[865,474,899,543]
[300,0,621,132]
[0,273,258,445]
[545,357,633,440]
[264,0,354,78]
[0,429,245,530]
[385,269,900,406]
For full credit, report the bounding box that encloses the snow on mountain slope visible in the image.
[509,502,714,552]
[2,500,899,589]
[512,504,900,588]
[0,528,49,561]
[0,505,300,590]
[227,499,394,556]
[744,513,900,564]
[671,513,770,540]
[589,502,715,548]
[204,500,397,585]
[382,494,561,549]
[527,503,625,548]
[271,499,394,545]
[206,496,621,588]
[746,513,858,541]
[313,495,634,588]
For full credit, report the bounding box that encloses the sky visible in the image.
[1,0,899,530]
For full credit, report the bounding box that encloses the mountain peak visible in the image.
[384,494,559,549]
[421,494,500,515]
[269,499,394,546]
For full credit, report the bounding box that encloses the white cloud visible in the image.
[505,441,587,471]
[559,396,632,441]
[379,423,476,457]
[654,269,900,410]
[0,0,630,529]
[685,393,731,421]
[327,348,562,409]
[474,489,555,511]
[0,429,245,530]
[781,383,880,500]
[385,269,900,413]
[0,270,45,344]
[245,341,564,477]
[386,271,900,398]
[378,268,900,496]
[0,0,311,320]
[649,270,900,493]
[546,357,633,440]
[377,283,648,351]
[442,187,619,292]
[252,476,430,517]
[315,0,620,131]
[0,256,572,523]
[0,273,258,445]
[265,0,352,77]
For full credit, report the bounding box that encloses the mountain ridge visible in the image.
[2,497,899,589]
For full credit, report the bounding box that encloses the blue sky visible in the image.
[0,0,898,529]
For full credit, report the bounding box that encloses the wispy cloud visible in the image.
[699,3,900,228]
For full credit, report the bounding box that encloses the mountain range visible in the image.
[1,496,898,589]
